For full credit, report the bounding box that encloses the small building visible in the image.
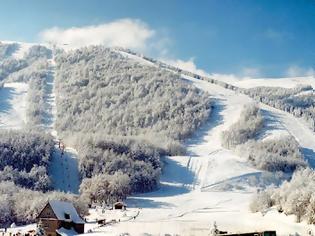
[218,231,276,236]
[36,200,85,236]
[113,201,127,210]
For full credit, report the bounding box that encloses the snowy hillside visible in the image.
[88,73,314,236]
[0,42,315,236]
[0,41,81,193]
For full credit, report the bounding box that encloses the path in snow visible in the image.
[45,57,81,194]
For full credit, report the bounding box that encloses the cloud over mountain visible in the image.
[39,18,156,51]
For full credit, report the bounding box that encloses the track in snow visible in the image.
[45,57,81,194]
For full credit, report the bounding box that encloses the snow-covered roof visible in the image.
[56,227,77,236]
[114,201,127,206]
[49,200,85,224]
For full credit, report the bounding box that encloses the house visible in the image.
[36,200,85,236]
[217,231,276,236]
[113,201,127,210]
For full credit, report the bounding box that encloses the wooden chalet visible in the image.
[113,201,127,210]
[36,200,85,236]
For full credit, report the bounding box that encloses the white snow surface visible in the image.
[49,145,81,194]
[45,57,81,194]
[114,49,156,67]
[0,82,28,129]
[233,76,315,89]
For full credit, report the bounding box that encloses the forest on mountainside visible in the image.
[0,130,54,191]
[54,46,212,194]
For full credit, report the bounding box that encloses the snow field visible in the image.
[0,82,28,129]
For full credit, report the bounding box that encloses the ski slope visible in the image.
[45,56,81,194]
[49,146,81,194]
[1,40,34,59]
[0,82,28,129]
[234,76,315,89]
[0,43,81,194]
[73,51,315,236]
[81,75,315,236]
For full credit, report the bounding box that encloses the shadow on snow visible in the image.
[302,147,315,168]
[0,87,15,115]
[185,97,225,156]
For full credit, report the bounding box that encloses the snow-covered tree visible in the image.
[251,168,315,224]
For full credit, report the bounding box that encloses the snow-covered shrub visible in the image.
[54,46,212,193]
[251,168,315,224]
[241,137,306,172]
[0,130,54,191]
[222,103,263,148]
[0,165,51,192]
[27,75,47,126]
[80,171,130,204]
[249,190,273,213]
[0,59,28,81]
[222,104,305,172]
[245,85,315,131]
[77,134,162,193]
[25,61,51,126]
[7,59,49,83]
[24,45,52,62]
[0,181,88,227]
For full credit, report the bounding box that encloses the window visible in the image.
[64,213,70,220]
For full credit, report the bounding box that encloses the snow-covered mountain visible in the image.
[0,41,315,236]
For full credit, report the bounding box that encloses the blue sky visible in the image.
[0,0,314,77]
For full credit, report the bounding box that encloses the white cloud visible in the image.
[163,58,209,76]
[39,18,159,52]
[163,58,259,84]
[286,65,315,77]
[241,67,261,78]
